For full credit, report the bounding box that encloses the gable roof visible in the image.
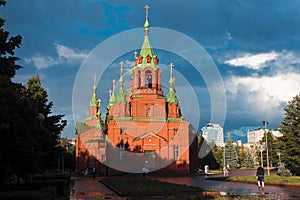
[133,132,166,141]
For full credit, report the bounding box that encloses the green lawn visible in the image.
[225,174,300,186]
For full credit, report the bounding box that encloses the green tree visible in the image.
[0,0,26,185]
[211,144,223,169]
[236,144,247,167]
[0,0,22,78]
[244,149,254,168]
[279,93,300,174]
[0,1,67,185]
[261,131,279,167]
[198,135,219,170]
[224,137,240,169]
[23,75,67,172]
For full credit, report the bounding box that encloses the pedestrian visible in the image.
[92,166,96,179]
[256,164,265,191]
[142,167,149,179]
[84,167,89,177]
[225,166,229,176]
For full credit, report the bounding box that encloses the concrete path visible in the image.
[154,175,300,199]
[70,171,300,199]
[70,177,126,200]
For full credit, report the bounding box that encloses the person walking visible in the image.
[92,166,96,179]
[84,167,89,177]
[256,164,265,191]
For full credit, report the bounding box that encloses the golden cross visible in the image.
[133,51,138,58]
[108,89,112,97]
[145,4,150,18]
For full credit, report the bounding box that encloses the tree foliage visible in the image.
[0,1,67,185]
[198,135,219,170]
[244,149,254,168]
[224,137,240,169]
[279,93,300,174]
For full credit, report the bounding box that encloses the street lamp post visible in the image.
[258,142,264,168]
[223,145,226,176]
[277,152,281,165]
[262,120,270,176]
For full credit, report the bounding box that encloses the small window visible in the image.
[119,145,125,161]
[174,129,178,135]
[120,128,125,135]
[174,145,178,160]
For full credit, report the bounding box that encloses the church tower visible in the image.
[76,5,198,174]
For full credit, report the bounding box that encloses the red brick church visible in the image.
[76,6,198,174]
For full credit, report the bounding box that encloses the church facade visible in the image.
[76,6,198,174]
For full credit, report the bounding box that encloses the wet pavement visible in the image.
[154,175,300,199]
[71,170,300,199]
[70,177,126,200]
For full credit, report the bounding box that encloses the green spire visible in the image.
[140,35,155,59]
[90,74,98,107]
[95,118,103,130]
[107,80,116,108]
[107,89,115,108]
[116,85,126,103]
[167,63,178,105]
[116,61,126,103]
[132,4,159,71]
[167,88,179,105]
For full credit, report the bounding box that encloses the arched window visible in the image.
[145,70,152,88]
[137,70,141,88]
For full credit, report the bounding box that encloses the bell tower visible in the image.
[129,5,165,120]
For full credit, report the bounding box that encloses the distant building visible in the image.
[247,128,283,144]
[201,123,224,146]
[234,140,242,147]
[247,129,265,144]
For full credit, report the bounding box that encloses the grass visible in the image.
[223,174,300,186]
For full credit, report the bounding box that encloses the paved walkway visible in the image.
[71,172,300,199]
[154,175,300,199]
[70,177,126,200]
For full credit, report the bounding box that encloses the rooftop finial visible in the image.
[119,61,124,76]
[145,4,150,20]
[169,63,175,88]
[90,74,98,107]
[133,51,138,58]
[169,63,174,78]
[144,4,150,34]
[112,79,116,94]
[93,73,97,91]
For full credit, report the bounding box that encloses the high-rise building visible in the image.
[75,6,199,174]
[247,128,283,144]
[201,123,224,146]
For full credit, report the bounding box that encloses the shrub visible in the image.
[277,163,292,177]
